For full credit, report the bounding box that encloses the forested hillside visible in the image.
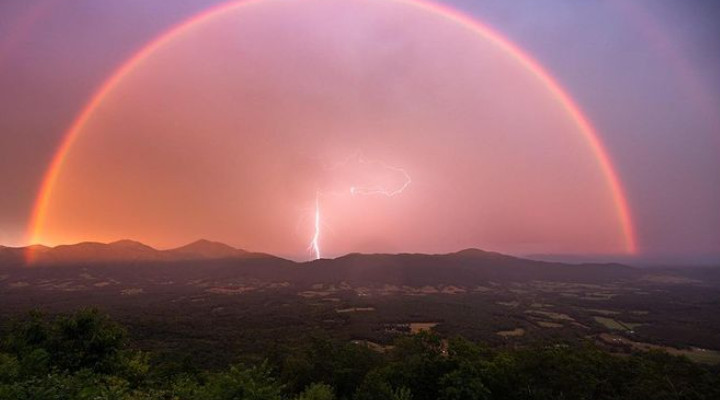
[1,309,718,400]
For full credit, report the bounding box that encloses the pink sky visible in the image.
[35,0,624,259]
[1,0,718,262]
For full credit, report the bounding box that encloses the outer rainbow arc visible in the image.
[27,0,637,254]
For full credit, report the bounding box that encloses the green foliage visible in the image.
[438,337,491,400]
[174,361,285,400]
[1,309,719,400]
[48,308,127,373]
[295,383,335,400]
[622,350,720,400]
[438,363,490,400]
[481,344,720,400]
[0,370,134,400]
[0,309,148,400]
[279,338,382,398]
[354,370,413,400]
[0,353,19,382]
[2,308,128,375]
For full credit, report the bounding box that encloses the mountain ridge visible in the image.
[0,240,644,285]
[0,239,277,266]
[0,240,635,281]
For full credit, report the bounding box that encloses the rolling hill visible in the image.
[0,240,637,285]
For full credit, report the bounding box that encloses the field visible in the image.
[1,253,720,370]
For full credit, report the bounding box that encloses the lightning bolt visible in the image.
[308,154,411,260]
[308,192,321,260]
[349,162,412,197]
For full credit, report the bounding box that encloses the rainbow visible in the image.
[27,0,637,253]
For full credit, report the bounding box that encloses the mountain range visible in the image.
[0,239,640,284]
[0,239,271,266]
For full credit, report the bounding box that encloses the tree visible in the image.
[382,332,450,400]
[354,370,413,400]
[47,308,128,374]
[280,338,381,398]
[178,362,285,400]
[295,383,335,400]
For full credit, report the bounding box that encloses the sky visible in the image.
[0,0,718,263]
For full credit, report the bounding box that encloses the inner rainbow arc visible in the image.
[27,0,637,254]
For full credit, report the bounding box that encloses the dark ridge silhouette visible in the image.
[0,240,640,285]
[48,240,163,264]
[164,239,247,259]
[296,248,636,285]
[0,239,282,267]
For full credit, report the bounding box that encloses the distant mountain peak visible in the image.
[27,244,51,250]
[0,244,52,251]
[167,239,247,259]
[109,239,156,250]
[177,239,241,250]
[25,244,52,252]
[451,248,512,259]
[0,239,279,266]
[453,248,489,256]
[186,238,231,247]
